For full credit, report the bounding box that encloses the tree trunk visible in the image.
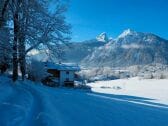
[20,54,26,80]
[18,36,26,81]
[19,54,26,81]
[12,12,19,81]
[18,0,26,81]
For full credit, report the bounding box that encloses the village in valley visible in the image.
[0,0,168,126]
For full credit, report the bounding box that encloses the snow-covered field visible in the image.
[88,77,168,106]
[0,76,168,126]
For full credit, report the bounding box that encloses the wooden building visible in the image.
[44,62,80,86]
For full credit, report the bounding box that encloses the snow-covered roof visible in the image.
[44,62,80,71]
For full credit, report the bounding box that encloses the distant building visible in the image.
[43,62,80,86]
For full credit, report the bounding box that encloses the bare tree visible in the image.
[0,0,71,81]
[0,0,10,27]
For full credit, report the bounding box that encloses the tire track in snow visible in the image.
[0,83,33,126]
[0,78,13,102]
[0,81,50,126]
[14,82,53,126]
[24,84,66,126]
[25,87,168,126]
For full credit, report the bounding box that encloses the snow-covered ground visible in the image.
[0,76,168,126]
[88,77,168,106]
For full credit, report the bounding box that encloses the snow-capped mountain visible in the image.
[81,29,168,67]
[117,29,137,38]
[96,32,109,42]
[29,30,168,67]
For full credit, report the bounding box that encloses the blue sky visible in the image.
[66,0,168,42]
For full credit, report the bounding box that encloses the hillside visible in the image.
[82,29,168,67]
[62,39,106,63]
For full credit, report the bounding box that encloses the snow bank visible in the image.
[88,77,168,105]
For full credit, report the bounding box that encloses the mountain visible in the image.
[60,32,110,63]
[96,32,109,42]
[28,33,109,63]
[62,39,107,63]
[81,29,168,67]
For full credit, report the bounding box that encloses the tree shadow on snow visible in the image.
[88,92,168,109]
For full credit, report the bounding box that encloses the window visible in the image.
[66,71,69,74]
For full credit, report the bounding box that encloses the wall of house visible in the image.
[47,69,60,78]
[60,71,75,85]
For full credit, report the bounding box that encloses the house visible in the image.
[43,62,80,86]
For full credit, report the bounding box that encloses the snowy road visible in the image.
[0,77,168,126]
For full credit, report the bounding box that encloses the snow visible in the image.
[121,44,144,49]
[88,77,168,105]
[96,32,108,42]
[45,62,80,71]
[0,76,168,126]
[118,29,137,38]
